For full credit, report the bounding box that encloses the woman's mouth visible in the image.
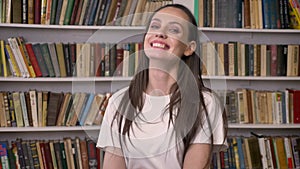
[151,42,170,50]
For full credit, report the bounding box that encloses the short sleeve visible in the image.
[96,88,128,155]
[191,92,227,152]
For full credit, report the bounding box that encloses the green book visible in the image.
[40,43,55,77]
[64,0,75,25]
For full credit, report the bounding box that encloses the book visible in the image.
[55,43,67,77]
[8,37,30,77]
[0,40,8,77]
[84,93,106,125]
[45,0,53,24]
[0,141,10,169]
[16,37,36,78]
[29,140,40,168]
[0,92,7,127]
[25,43,43,77]
[34,0,41,24]
[79,138,89,169]
[86,138,98,168]
[56,92,72,126]
[58,0,69,25]
[40,43,56,77]
[78,93,95,126]
[46,92,64,126]
[12,91,24,127]
[7,92,17,127]
[40,0,47,24]
[63,0,75,25]
[48,43,61,77]
[11,0,22,23]
[19,92,30,127]
[5,44,21,77]
[21,140,31,169]
[49,140,58,169]
[27,0,34,24]
[31,43,49,77]
[69,0,80,25]
[50,0,58,24]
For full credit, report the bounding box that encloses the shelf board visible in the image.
[0,23,145,30]
[0,77,132,82]
[199,27,300,33]
[229,123,300,129]
[0,126,100,132]
[0,76,299,82]
[0,124,299,132]
[1,24,299,34]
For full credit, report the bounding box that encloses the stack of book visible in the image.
[0,37,142,78]
[0,137,102,169]
[0,90,111,127]
[201,41,300,77]
[212,135,300,169]
[223,88,300,124]
[0,0,173,26]
[196,0,300,29]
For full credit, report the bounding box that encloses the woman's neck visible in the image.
[146,68,177,96]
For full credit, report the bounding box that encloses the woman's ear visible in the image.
[184,41,196,56]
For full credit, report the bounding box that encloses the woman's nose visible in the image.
[155,32,168,39]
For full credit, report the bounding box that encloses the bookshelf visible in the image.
[0,0,300,168]
[0,24,300,136]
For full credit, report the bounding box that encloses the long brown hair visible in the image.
[112,3,227,167]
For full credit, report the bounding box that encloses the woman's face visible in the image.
[144,7,192,62]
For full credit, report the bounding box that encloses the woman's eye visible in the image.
[168,27,180,34]
[150,23,160,30]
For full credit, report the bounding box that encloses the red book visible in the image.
[269,45,278,76]
[287,89,300,123]
[115,44,124,76]
[34,0,41,24]
[25,43,43,77]
[43,142,54,169]
[69,0,80,25]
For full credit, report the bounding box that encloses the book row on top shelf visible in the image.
[195,0,300,29]
[0,0,172,26]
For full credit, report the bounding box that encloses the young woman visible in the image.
[97,4,227,169]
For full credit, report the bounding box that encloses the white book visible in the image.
[258,137,268,169]
[29,90,38,127]
[19,92,30,127]
[7,37,29,77]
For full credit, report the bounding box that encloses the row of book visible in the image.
[0,0,172,26]
[201,42,300,77]
[224,88,300,124]
[0,37,143,78]
[196,0,300,29]
[211,135,300,169]
[0,137,102,169]
[0,90,111,127]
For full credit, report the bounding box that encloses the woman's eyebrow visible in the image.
[151,18,161,22]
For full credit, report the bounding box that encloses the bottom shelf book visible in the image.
[0,137,103,169]
[212,135,300,169]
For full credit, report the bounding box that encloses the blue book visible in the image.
[236,137,246,169]
[79,93,95,126]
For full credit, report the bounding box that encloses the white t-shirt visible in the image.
[97,87,227,169]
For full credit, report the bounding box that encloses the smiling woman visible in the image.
[97,3,228,169]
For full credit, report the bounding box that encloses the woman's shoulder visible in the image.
[201,90,222,107]
[109,86,129,103]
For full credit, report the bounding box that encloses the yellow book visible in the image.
[289,0,300,29]
[12,92,24,127]
[5,44,21,77]
[16,37,36,77]
[0,40,8,77]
